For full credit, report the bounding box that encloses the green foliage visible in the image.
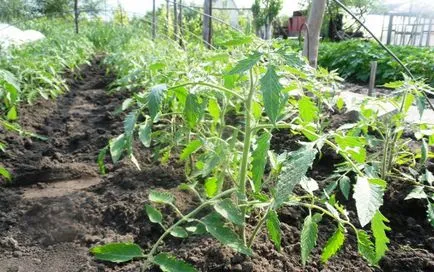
[260,66,282,123]
[301,214,321,266]
[145,204,163,224]
[353,177,385,227]
[252,132,271,192]
[214,199,244,226]
[266,210,281,251]
[371,211,390,263]
[318,40,434,87]
[90,243,144,263]
[321,225,345,263]
[153,253,197,272]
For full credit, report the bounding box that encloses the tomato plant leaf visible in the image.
[148,84,167,121]
[252,132,271,192]
[149,191,175,204]
[353,176,384,227]
[214,199,244,226]
[202,212,252,256]
[261,66,282,123]
[170,226,188,238]
[90,242,144,263]
[266,210,281,251]
[357,230,377,265]
[0,166,11,181]
[109,133,126,163]
[184,93,204,129]
[205,177,219,198]
[228,52,262,75]
[298,96,318,123]
[339,176,351,200]
[153,253,197,272]
[335,135,366,163]
[180,140,202,161]
[138,119,152,148]
[6,106,17,121]
[97,146,108,175]
[427,201,434,228]
[321,225,345,263]
[404,186,427,200]
[301,214,320,266]
[371,211,390,262]
[145,205,163,224]
[274,145,317,208]
[208,99,221,123]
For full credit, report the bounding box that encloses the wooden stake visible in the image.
[203,0,212,48]
[368,61,377,97]
[74,0,79,34]
[152,0,156,40]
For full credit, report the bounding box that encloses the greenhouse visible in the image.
[0,0,433,271]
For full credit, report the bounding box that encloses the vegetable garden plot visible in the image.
[0,20,433,272]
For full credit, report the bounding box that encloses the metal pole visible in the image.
[386,15,394,45]
[173,0,178,41]
[178,0,183,46]
[74,0,79,34]
[152,0,156,40]
[166,0,170,35]
[203,0,212,48]
[368,61,377,97]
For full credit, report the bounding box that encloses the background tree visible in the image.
[0,0,29,22]
[251,0,283,40]
[303,0,327,68]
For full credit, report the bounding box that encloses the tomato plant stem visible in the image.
[238,69,256,244]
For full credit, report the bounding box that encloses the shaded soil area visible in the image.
[0,61,433,272]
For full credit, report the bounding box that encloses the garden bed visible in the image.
[0,62,433,272]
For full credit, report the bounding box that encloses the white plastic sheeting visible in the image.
[0,23,45,49]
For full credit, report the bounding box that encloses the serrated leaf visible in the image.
[170,226,188,238]
[228,52,262,75]
[124,112,137,136]
[109,134,126,163]
[121,98,133,111]
[300,176,319,194]
[353,177,384,227]
[403,93,414,113]
[301,215,319,266]
[357,230,376,265]
[138,119,152,148]
[335,135,366,163]
[202,212,252,256]
[153,253,197,272]
[321,226,345,263]
[405,186,427,200]
[426,170,434,186]
[416,93,426,118]
[427,201,434,228]
[180,140,202,161]
[252,132,271,192]
[371,211,390,262]
[184,94,204,129]
[148,84,167,121]
[90,243,144,263]
[336,97,345,111]
[205,177,218,198]
[145,205,162,223]
[266,210,281,251]
[261,66,282,123]
[339,176,351,200]
[298,96,318,123]
[274,145,317,208]
[149,191,175,204]
[214,199,244,226]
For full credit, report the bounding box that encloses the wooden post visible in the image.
[74,0,79,34]
[173,0,178,41]
[303,0,327,68]
[426,18,433,47]
[203,0,212,48]
[178,0,183,46]
[368,61,377,97]
[386,15,394,45]
[152,0,156,40]
[166,0,170,35]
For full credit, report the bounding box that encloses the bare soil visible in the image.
[0,61,433,272]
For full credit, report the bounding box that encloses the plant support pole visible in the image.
[74,0,79,34]
[152,0,156,40]
[203,0,212,48]
[303,0,327,68]
[368,61,377,97]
